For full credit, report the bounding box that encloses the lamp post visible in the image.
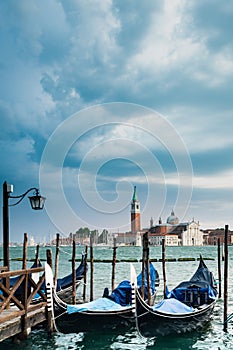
[2,181,46,270]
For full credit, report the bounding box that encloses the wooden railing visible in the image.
[0,266,46,323]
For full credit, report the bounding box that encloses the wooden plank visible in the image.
[27,307,46,328]
[0,307,46,342]
[0,301,47,323]
[0,267,44,279]
[27,302,47,313]
[0,277,25,311]
[0,317,22,342]
[27,274,46,304]
[0,309,25,323]
[0,267,8,272]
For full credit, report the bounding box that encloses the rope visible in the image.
[58,247,72,256]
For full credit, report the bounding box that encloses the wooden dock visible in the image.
[0,304,47,342]
[0,265,50,342]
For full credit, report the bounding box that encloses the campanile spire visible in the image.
[131,186,141,234]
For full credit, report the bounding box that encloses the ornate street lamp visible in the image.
[2,181,46,269]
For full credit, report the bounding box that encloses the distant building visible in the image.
[149,211,203,246]
[114,233,130,245]
[114,185,143,246]
[202,228,233,245]
[149,233,179,246]
[131,186,141,235]
[29,236,36,246]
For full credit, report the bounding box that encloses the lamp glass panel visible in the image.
[29,195,46,210]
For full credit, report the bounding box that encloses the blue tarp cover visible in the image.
[108,262,159,306]
[108,280,132,306]
[166,284,217,302]
[137,262,159,295]
[67,297,131,314]
[152,298,194,314]
[166,258,218,306]
[56,254,87,291]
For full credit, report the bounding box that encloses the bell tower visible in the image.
[131,186,141,235]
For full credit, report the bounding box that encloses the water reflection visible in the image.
[1,246,233,349]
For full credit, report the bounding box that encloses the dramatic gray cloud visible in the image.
[0,0,233,242]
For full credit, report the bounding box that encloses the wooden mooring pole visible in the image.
[90,236,94,301]
[111,237,117,291]
[22,233,28,270]
[141,233,146,300]
[141,232,151,303]
[82,245,88,301]
[35,244,40,266]
[54,233,60,289]
[72,239,76,304]
[223,224,229,332]
[46,249,53,269]
[162,238,167,298]
[144,232,151,305]
[217,238,222,298]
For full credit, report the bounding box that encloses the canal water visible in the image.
[0,245,233,349]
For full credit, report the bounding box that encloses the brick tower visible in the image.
[131,186,141,234]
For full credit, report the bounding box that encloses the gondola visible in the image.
[135,256,218,337]
[48,262,159,334]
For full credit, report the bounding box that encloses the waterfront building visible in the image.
[149,232,179,246]
[115,232,137,246]
[150,211,203,246]
[202,228,233,245]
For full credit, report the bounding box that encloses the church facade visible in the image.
[149,211,203,246]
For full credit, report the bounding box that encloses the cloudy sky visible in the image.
[0,0,233,243]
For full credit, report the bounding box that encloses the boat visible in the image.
[49,262,159,334]
[135,256,218,337]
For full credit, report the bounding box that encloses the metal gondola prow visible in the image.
[130,263,137,316]
[45,262,56,334]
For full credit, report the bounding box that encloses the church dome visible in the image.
[167,210,179,225]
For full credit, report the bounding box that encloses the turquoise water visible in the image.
[0,245,233,349]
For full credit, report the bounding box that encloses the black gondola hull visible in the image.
[53,261,159,334]
[55,306,135,333]
[136,291,216,337]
